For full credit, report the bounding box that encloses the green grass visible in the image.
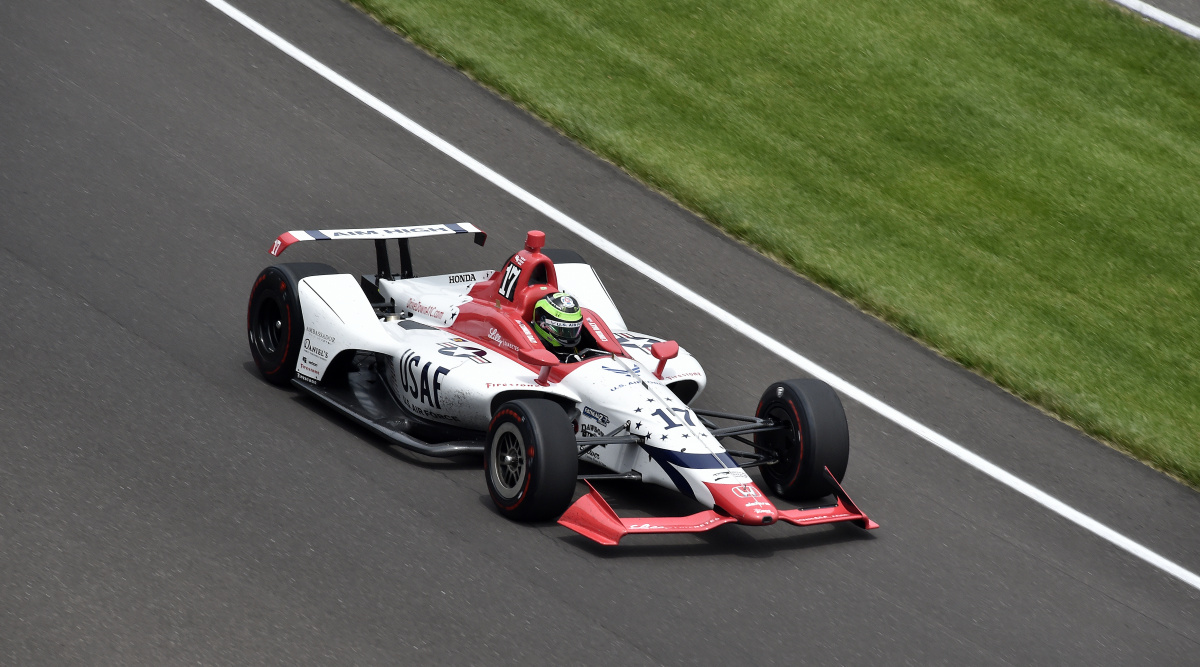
[348,0,1200,486]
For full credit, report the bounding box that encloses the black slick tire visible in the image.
[755,379,850,500]
[247,263,339,386]
[485,399,579,521]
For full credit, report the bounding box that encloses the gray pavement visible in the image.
[1135,0,1200,30]
[1,0,1197,664]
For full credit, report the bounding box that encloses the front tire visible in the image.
[247,263,339,386]
[755,379,850,500]
[485,399,579,521]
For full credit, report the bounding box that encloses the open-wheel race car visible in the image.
[247,223,877,545]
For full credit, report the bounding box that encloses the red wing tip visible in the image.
[269,232,299,256]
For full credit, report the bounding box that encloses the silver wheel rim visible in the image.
[490,423,527,500]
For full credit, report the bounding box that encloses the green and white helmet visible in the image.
[532,292,582,348]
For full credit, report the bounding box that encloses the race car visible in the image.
[247,223,876,545]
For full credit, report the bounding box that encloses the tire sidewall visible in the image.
[246,263,338,386]
[485,400,578,521]
[756,379,849,500]
[248,266,302,385]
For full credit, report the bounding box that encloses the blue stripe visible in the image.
[306,229,330,240]
[641,445,737,469]
[642,445,696,499]
[445,222,466,233]
[640,445,738,500]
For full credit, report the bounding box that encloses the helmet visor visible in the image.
[539,317,582,346]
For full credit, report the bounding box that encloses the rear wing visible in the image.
[269,222,487,281]
[269,222,486,257]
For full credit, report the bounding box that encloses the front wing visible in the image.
[558,468,878,545]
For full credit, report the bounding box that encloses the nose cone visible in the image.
[705,482,778,525]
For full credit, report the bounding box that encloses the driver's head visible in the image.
[532,292,582,348]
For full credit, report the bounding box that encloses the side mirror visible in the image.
[650,340,680,380]
[519,347,559,386]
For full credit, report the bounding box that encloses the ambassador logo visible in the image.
[305,327,335,344]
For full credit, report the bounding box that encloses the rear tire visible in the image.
[755,379,849,500]
[247,263,339,386]
[485,399,579,521]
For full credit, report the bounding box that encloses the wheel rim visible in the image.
[253,298,283,357]
[762,403,801,488]
[490,423,527,500]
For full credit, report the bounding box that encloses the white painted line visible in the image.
[1111,0,1200,40]
[205,0,1200,591]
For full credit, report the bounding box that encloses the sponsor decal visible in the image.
[515,321,539,344]
[303,338,329,359]
[484,382,538,388]
[305,327,335,344]
[498,262,522,300]
[712,469,751,482]
[330,226,448,237]
[488,327,520,351]
[627,516,725,531]
[438,341,490,363]
[406,403,461,422]
[614,332,661,352]
[730,484,773,508]
[270,239,283,256]
[512,253,526,266]
[448,273,477,284]
[731,485,760,498]
[585,317,608,342]
[580,424,604,438]
[560,295,577,309]
[397,349,450,409]
[664,371,702,380]
[602,365,641,376]
[406,298,446,320]
[582,406,610,427]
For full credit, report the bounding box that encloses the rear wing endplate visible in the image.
[268,222,486,257]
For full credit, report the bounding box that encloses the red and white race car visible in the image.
[248,224,876,544]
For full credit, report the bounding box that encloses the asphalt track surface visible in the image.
[2,0,1197,664]
[1139,0,1200,29]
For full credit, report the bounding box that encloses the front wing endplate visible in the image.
[557,482,737,546]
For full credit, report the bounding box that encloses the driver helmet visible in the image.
[532,292,582,348]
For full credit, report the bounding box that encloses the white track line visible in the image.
[1112,0,1200,39]
[205,0,1200,591]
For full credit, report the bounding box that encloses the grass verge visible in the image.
[348,0,1200,487]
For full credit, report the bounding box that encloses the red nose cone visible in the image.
[705,482,778,525]
[525,230,546,253]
